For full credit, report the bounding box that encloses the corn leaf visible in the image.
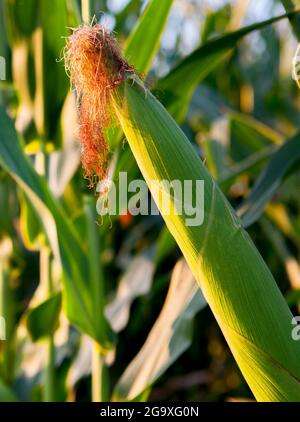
[229,112,283,161]
[26,292,62,342]
[154,225,177,266]
[157,9,300,122]
[0,1,8,60]
[108,0,173,148]
[114,0,142,34]
[238,131,300,227]
[0,378,17,402]
[83,197,109,341]
[4,0,38,42]
[124,0,173,75]
[0,178,17,238]
[280,0,300,40]
[230,112,283,145]
[218,146,275,192]
[0,109,114,348]
[19,192,43,251]
[37,0,79,139]
[216,112,282,190]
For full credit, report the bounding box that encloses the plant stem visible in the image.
[44,335,55,402]
[92,341,108,402]
[0,239,14,383]
[36,145,55,402]
[84,197,110,401]
[81,0,92,25]
[40,246,55,402]
[0,264,9,380]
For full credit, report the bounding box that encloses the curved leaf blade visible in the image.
[157,9,300,122]
[124,0,173,75]
[0,109,114,347]
[238,131,300,227]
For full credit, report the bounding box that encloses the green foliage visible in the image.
[1,0,300,403]
[238,131,300,227]
[26,292,62,341]
[0,109,114,346]
[124,0,173,74]
[157,9,300,122]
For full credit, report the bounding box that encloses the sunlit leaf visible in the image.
[124,0,173,74]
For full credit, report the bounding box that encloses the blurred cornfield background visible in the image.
[1,0,300,402]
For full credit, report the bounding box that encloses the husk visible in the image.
[112,76,300,401]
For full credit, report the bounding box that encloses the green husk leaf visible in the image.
[112,76,300,401]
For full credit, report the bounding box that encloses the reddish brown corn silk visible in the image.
[64,24,133,185]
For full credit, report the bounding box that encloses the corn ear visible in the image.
[112,76,300,401]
